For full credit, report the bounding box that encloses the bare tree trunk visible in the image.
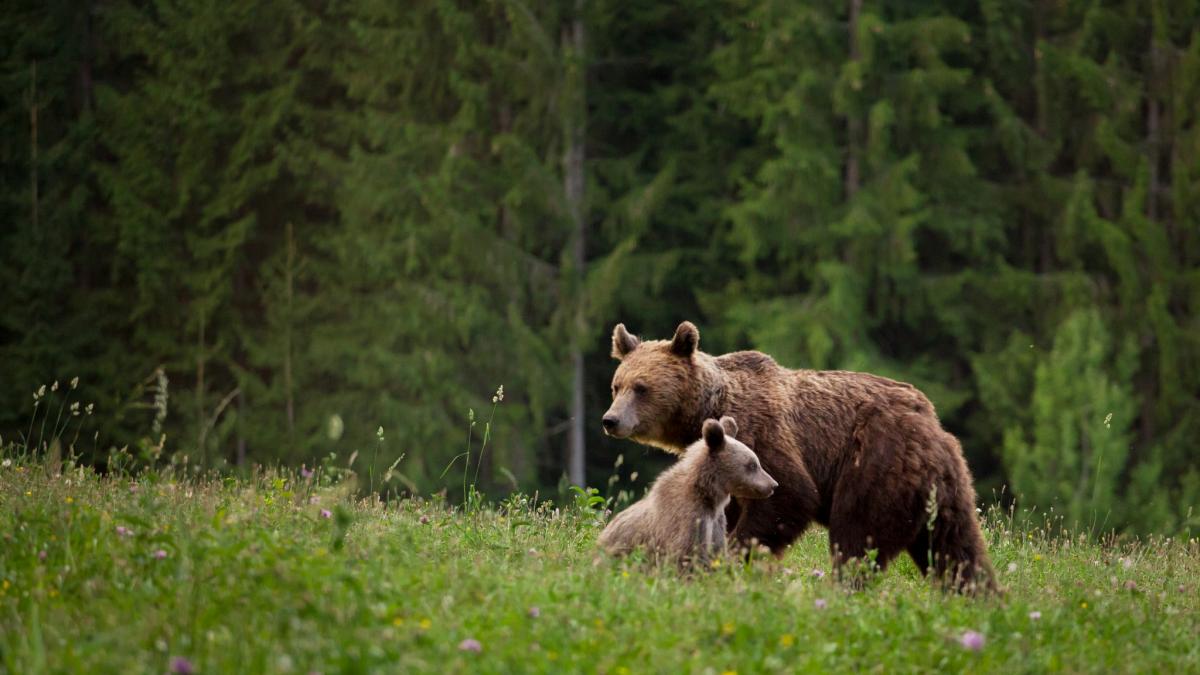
[564,0,587,487]
[30,60,38,232]
[284,222,296,436]
[844,0,861,199]
[196,315,206,461]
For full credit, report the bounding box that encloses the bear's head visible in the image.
[697,416,777,500]
[602,321,705,448]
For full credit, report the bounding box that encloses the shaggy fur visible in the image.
[602,321,997,592]
[598,416,778,568]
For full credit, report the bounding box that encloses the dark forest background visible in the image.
[2,0,1198,533]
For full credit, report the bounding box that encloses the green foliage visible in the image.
[2,0,1199,532]
[1,457,1198,672]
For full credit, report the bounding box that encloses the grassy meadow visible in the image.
[1,448,1197,674]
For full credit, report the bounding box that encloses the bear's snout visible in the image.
[602,415,620,433]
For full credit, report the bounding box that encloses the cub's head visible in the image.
[699,416,777,500]
[602,321,703,447]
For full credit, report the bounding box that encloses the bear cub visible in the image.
[598,416,778,567]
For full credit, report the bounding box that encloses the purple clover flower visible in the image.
[458,638,483,653]
[169,656,195,674]
[959,630,985,651]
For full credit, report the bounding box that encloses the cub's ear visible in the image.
[670,321,699,357]
[702,418,725,451]
[719,416,738,439]
[611,323,640,360]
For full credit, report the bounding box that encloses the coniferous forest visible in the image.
[2,0,1198,534]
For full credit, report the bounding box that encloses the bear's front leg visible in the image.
[727,485,814,556]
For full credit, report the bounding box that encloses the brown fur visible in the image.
[598,416,778,568]
[603,321,997,592]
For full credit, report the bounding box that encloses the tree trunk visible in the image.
[844,0,861,199]
[284,222,296,436]
[30,60,38,233]
[564,0,587,487]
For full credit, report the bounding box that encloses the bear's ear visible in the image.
[702,418,725,452]
[719,415,738,439]
[670,321,699,357]
[611,323,640,360]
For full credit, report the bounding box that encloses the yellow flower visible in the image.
[2,580,10,591]
[65,497,74,504]
[621,570,630,579]
[710,558,722,568]
[25,491,31,496]
[594,618,605,630]
[616,667,631,675]
[418,618,432,630]
[392,617,405,627]
[1033,554,1043,562]
[1080,601,1088,609]
[779,634,795,647]
[547,651,558,661]
[721,622,735,636]
[48,589,58,598]
[722,671,738,675]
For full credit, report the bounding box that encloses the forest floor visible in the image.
[1,453,1197,674]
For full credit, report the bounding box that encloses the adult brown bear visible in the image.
[602,321,996,591]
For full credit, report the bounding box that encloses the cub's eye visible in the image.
[633,383,648,395]
[745,461,756,473]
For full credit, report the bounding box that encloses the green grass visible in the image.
[1,455,1197,674]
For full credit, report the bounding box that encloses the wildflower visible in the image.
[65,497,74,504]
[1033,554,1043,562]
[129,484,139,493]
[814,598,827,610]
[1,459,10,468]
[85,403,94,416]
[458,638,483,653]
[721,622,735,636]
[1080,601,1088,609]
[1007,562,1017,573]
[528,606,541,618]
[493,385,504,403]
[419,515,430,524]
[959,630,985,652]
[710,558,722,568]
[300,466,313,479]
[392,617,405,627]
[309,496,320,504]
[51,380,59,392]
[1029,610,1041,620]
[70,377,79,389]
[38,550,47,561]
[779,634,795,647]
[811,569,825,579]
[25,491,32,496]
[1124,580,1137,591]
[418,618,432,630]
[116,526,132,537]
[1121,557,1133,570]
[721,671,737,675]
[169,656,195,674]
[153,549,168,559]
[320,509,332,519]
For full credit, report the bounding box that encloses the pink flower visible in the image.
[129,484,139,493]
[320,509,332,519]
[419,515,430,524]
[811,569,825,579]
[38,550,47,561]
[458,638,482,653]
[959,630,985,651]
[116,526,132,537]
[301,466,314,479]
[169,656,195,674]
[1028,610,1042,620]
[528,606,541,618]
[813,598,827,610]
[153,549,168,559]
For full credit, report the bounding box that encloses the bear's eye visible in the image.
[633,383,648,395]
[745,461,756,473]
